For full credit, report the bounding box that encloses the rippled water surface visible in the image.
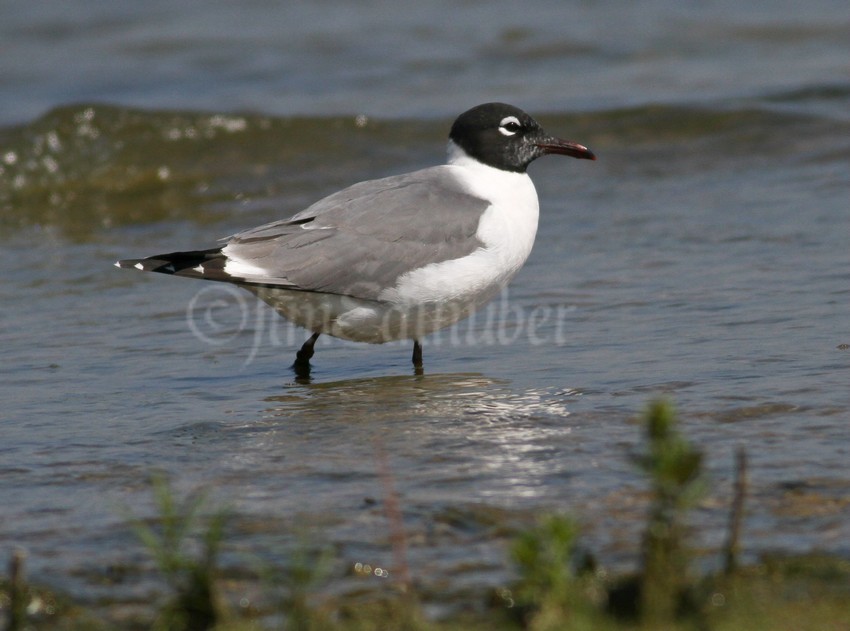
[1,0,849,618]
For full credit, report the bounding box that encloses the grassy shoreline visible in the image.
[4,400,849,630]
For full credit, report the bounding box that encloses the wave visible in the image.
[1,91,847,238]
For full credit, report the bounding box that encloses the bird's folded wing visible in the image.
[222,167,489,300]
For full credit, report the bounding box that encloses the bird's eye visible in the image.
[498,116,522,136]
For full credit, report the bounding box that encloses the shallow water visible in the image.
[2,0,850,618]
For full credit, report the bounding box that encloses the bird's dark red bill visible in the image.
[536,138,596,161]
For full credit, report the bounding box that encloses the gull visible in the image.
[116,103,595,374]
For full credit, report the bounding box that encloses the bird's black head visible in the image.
[448,102,595,173]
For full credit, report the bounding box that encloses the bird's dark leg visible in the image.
[294,332,320,368]
[412,340,423,373]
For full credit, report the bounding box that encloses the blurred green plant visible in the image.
[632,399,706,625]
[129,474,228,631]
[510,515,609,631]
[4,550,27,631]
[511,515,579,609]
[258,536,334,631]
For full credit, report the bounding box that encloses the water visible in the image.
[2,0,850,619]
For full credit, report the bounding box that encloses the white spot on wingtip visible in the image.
[193,264,204,273]
[134,263,144,270]
[114,261,121,268]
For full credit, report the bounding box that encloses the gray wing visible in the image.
[222,166,489,300]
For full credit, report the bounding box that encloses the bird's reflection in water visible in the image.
[256,371,580,502]
[266,372,509,422]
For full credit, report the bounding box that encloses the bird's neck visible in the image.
[446,139,479,168]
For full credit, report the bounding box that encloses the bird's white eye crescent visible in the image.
[498,116,522,136]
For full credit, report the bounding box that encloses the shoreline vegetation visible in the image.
[3,400,849,630]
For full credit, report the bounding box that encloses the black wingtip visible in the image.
[114,248,223,276]
[115,257,183,275]
[115,258,164,272]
